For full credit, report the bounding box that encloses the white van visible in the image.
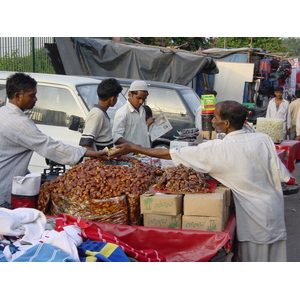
[0,71,126,174]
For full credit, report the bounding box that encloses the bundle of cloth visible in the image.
[0,207,166,262]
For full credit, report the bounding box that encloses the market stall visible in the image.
[52,213,236,262]
[1,154,237,262]
[275,140,300,173]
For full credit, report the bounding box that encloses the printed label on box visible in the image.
[140,193,183,215]
[182,215,223,232]
[143,213,182,229]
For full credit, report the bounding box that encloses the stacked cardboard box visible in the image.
[140,193,183,229]
[140,185,234,232]
[182,186,233,232]
[200,131,217,140]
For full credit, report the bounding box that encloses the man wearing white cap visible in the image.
[112,80,151,147]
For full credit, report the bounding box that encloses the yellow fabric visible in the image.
[85,243,119,262]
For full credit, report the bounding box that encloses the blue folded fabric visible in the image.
[78,239,130,262]
[12,243,76,262]
[0,251,7,262]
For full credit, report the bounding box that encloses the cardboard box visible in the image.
[183,187,225,217]
[183,187,232,229]
[182,215,223,231]
[215,185,232,207]
[200,131,212,140]
[143,213,182,229]
[215,185,234,223]
[140,193,183,215]
[200,131,218,140]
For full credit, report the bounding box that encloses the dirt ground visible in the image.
[284,162,300,262]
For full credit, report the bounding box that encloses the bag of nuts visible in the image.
[50,194,129,225]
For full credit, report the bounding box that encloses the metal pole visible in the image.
[31,37,35,72]
[224,37,227,49]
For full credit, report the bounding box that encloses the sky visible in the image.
[1,2,299,38]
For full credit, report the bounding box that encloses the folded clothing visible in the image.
[55,214,166,262]
[78,239,130,262]
[0,207,46,242]
[1,243,75,262]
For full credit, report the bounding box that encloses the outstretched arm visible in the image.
[110,143,171,160]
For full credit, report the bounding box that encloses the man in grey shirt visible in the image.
[0,72,108,206]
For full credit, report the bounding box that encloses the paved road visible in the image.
[285,162,300,262]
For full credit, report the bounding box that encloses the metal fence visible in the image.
[0,37,55,73]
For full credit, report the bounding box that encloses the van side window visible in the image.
[25,85,85,127]
[0,84,7,107]
[147,87,187,114]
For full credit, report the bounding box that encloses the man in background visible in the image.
[289,90,300,140]
[266,86,292,139]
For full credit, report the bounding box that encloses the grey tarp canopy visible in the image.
[57,37,219,86]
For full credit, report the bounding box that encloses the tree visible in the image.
[282,37,300,57]
[131,37,216,51]
[214,37,288,53]
[130,37,292,54]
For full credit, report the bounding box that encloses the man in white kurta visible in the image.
[170,130,290,261]
[112,100,292,262]
[266,86,292,139]
[112,81,151,148]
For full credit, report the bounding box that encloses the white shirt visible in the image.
[266,98,292,134]
[170,130,291,244]
[195,106,202,131]
[289,98,300,127]
[0,102,86,204]
[296,107,300,136]
[112,101,150,147]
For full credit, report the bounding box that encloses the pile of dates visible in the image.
[38,156,163,225]
[156,164,210,193]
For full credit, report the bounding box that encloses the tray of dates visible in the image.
[148,164,217,194]
[38,156,163,225]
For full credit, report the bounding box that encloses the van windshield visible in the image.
[181,89,201,115]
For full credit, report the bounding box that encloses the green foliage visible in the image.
[132,37,292,54]
[0,48,55,73]
[133,37,216,51]
[282,37,300,57]
[214,37,288,53]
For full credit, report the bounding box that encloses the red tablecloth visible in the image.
[275,140,300,173]
[52,214,236,262]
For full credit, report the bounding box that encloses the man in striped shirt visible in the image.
[0,73,109,206]
[79,78,124,151]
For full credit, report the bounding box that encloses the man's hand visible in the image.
[109,143,137,158]
[85,148,110,161]
[147,117,155,127]
[96,149,110,161]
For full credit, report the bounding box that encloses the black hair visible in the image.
[216,100,247,130]
[143,105,153,117]
[130,90,149,96]
[6,72,37,100]
[97,78,123,101]
[274,86,284,92]
[295,90,300,98]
